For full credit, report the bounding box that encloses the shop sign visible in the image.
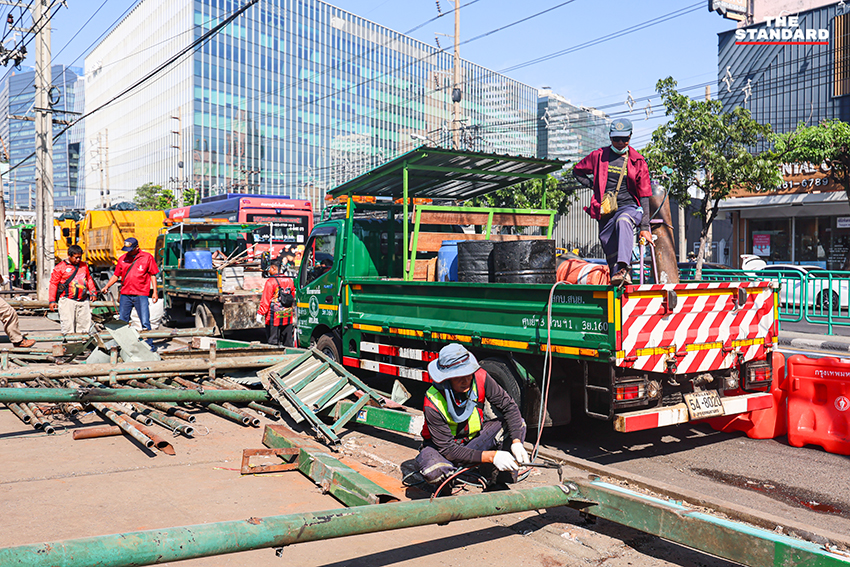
[838,217,850,229]
[753,234,770,256]
[732,161,839,197]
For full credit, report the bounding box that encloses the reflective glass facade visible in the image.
[0,65,82,211]
[85,0,538,210]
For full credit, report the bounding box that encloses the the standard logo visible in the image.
[308,295,320,318]
[735,16,829,45]
[835,396,850,412]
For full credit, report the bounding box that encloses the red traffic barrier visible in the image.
[706,351,787,439]
[786,354,850,456]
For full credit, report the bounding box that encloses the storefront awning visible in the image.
[719,190,850,218]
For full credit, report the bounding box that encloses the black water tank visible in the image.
[457,240,494,283]
[493,240,556,284]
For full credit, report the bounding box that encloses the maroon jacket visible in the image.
[574,146,652,220]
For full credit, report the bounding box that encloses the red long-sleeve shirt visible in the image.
[573,145,652,220]
[258,275,294,325]
[49,260,97,302]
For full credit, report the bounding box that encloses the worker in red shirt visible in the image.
[48,245,99,334]
[102,238,159,338]
[257,259,295,346]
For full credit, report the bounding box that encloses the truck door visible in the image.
[296,223,342,347]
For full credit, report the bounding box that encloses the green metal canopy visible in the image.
[329,146,567,201]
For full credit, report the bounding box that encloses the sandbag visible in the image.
[556,258,610,285]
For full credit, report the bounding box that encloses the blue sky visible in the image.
[9,0,739,147]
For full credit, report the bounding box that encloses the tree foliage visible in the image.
[133,183,165,210]
[772,119,850,268]
[470,176,578,215]
[642,77,781,277]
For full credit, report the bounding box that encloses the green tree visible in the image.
[470,176,578,215]
[643,77,781,278]
[772,119,850,268]
[156,189,176,210]
[183,187,199,206]
[133,182,163,210]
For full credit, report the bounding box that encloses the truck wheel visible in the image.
[480,358,522,407]
[316,333,341,363]
[195,303,221,336]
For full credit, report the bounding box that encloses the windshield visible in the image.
[247,215,309,245]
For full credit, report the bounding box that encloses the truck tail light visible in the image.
[744,361,772,390]
[615,384,645,401]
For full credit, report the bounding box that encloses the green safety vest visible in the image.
[422,369,487,441]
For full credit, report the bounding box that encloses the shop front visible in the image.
[720,191,850,269]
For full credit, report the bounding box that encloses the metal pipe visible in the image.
[204,403,250,425]
[90,402,154,449]
[169,377,261,426]
[0,354,300,383]
[0,388,269,404]
[25,403,54,434]
[222,402,260,427]
[132,404,194,437]
[247,402,280,419]
[72,425,123,440]
[145,377,250,427]
[112,410,175,456]
[22,327,215,342]
[126,382,197,423]
[0,485,574,567]
[5,403,31,424]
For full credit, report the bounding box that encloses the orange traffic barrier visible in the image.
[786,354,850,455]
[557,258,609,285]
[706,351,787,439]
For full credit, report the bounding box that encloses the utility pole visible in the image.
[704,85,713,263]
[451,0,461,150]
[171,114,183,206]
[34,0,54,301]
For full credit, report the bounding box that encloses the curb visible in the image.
[778,336,850,353]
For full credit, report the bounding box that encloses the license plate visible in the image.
[683,390,724,419]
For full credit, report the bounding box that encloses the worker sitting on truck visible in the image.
[413,343,529,489]
[256,259,295,347]
[573,118,652,286]
[102,237,159,341]
[48,244,98,335]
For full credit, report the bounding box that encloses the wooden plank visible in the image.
[412,257,437,281]
[412,232,548,253]
[418,211,491,226]
[417,210,551,227]
[491,213,551,227]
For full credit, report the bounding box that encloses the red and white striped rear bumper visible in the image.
[613,391,773,433]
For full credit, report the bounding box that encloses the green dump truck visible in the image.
[156,221,268,332]
[295,148,778,432]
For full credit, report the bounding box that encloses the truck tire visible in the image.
[195,302,222,336]
[480,358,522,407]
[316,333,341,363]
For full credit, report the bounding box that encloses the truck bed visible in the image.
[344,278,776,374]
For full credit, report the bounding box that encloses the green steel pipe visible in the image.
[203,402,251,425]
[0,354,298,383]
[0,388,269,404]
[0,485,573,567]
[248,401,280,419]
[23,327,216,342]
[91,402,154,449]
[132,405,194,437]
[5,403,31,424]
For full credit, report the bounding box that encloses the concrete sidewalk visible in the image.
[778,329,850,353]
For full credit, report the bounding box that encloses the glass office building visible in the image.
[84,0,538,210]
[0,65,82,211]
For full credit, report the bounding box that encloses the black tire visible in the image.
[315,333,342,363]
[817,290,840,312]
[194,302,223,336]
[479,358,522,407]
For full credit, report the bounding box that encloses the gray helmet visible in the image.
[609,118,633,138]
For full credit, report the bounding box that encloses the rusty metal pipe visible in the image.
[91,402,154,449]
[110,408,175,456]
[132,404,194,437]
[147,377,251,427]
[0,354,300,383]
[648,186,680,284]
[18,403,39,427]
[6,403,31,424]
[21,327,216,342]
[248,402,280,420]
[72,426,124,440]
[223,402,260,427]
[0,387,269,404]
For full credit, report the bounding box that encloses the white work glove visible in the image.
[511,441,530,465]
[255,314,265,325]
[492,450,519,472]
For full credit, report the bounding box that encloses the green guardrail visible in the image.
[678,267,850,335]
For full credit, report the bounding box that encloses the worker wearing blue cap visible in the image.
[103,237,160,341]
[573,118,652,285]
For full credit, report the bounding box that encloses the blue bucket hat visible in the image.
[427,343,480,383]
[609,118,633,138]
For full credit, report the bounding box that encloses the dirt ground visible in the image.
[0,316,740,566]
